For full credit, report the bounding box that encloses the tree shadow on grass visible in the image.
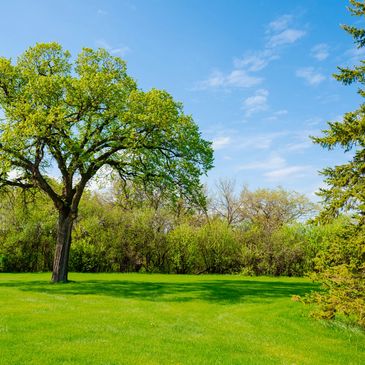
[0,278,318,304]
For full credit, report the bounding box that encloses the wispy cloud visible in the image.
[210,130,287,152]
[316,93,340,104]
[286,141,312,152]
[237,150,312,181]
[266,14,306,48]
[304,117,323,126]
[264,165,311,181]
[95,39,131,57]
[236,132,288,150]
[311,43,329,61]
[296,67,325,85]
[268,14,293,32]
[197,69,262,90]
[238,154,286,171]
[242,89,269,117]
[212,136,231,150]
[97,9,108,16]
[197,13,305,92]
[264,109,288,122]
[345,46,365,65]
[282,129,319,152]
[233,50,278,72]
[267,29,306,48]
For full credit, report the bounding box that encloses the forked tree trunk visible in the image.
[51,209,75,283]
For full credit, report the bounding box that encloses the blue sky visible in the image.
[0,0,362,198]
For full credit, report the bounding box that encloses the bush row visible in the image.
[0,192,329,276]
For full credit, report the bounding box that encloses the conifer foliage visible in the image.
[313,1,365,221]
[310,0,365,327]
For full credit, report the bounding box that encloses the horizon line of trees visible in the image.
[0,178,337,277]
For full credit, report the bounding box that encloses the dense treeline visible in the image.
[0,180,338,277]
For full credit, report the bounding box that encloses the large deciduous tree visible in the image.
[0,43,213,282]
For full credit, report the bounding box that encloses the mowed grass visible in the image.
[0,273,364,365]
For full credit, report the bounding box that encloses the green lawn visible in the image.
[0,273,363,365]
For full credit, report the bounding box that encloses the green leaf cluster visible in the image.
[0,42,213,213]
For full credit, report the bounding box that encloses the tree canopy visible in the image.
[0,42,213,281]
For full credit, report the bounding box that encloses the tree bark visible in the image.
[51,209,75,283]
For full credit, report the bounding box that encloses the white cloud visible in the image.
[296,67,326,85]
[95,39,131,57]
[196,13,305,92]
[266,15,306,48]
[286,141,312,152]
[264,165,311,181]
[87,166,114,192]
[268,15,293,32]
[236,148,312,181]
[345,47,365,65]
[238,154,286,171]
[242,89,269,117]
[267,29,306,48]
[311,43,329,61]
[233,50,278,72]
[97,9,108,16]
[275,109,288,116]
[265,109,288,121]
[109,47,131,57]
[212,136,231,150]
[316,93,340,104]
[226,70,262,87]
[198,69,263,90]
[8,170,21,180]
[305,117,323,126]
[208,130,286,152]
[236,132,287,150]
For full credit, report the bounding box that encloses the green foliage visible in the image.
[0,42,213,281]
[68,194,174,273]
[167,223,199,274]
[0,42,213,206]
[239,186,315,230]
[0,184,323,276]
[196,219,241,274]
[312,0,365,221]
[240,223,316,276]
[0,189,56,272]
[308,0,365,328]
[306,218,365,327]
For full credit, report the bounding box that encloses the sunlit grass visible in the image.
[0,273,364,364]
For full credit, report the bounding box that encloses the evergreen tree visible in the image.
[309,1,365,327]
[312,0,365,222]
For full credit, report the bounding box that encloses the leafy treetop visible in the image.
[0,43,213,214]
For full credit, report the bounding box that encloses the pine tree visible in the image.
[312,0,365,222]
[309,1,365,327]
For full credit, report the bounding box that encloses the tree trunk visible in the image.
[51,209,74,283]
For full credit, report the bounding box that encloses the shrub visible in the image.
[306,218,365,327]
[197,219,241,274]
[167,223,200,273]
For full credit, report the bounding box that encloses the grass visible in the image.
[0,273,364,364]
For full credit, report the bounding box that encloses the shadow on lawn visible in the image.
[0,277,317,304]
